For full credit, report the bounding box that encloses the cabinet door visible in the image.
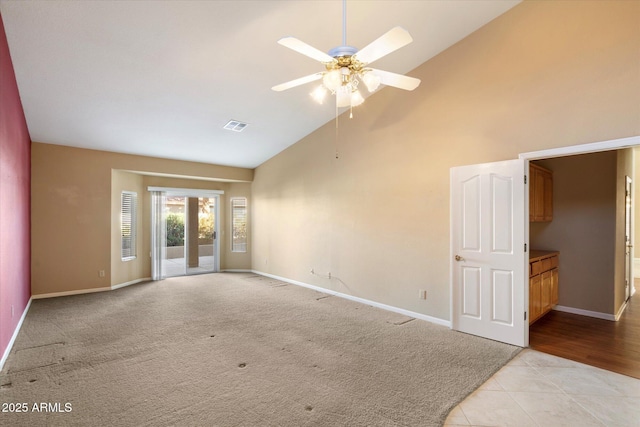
[534,169,545,221]
[543,170,553,221]
[551,268,559,306]
[529,275,541,323]
[541,270,552,313]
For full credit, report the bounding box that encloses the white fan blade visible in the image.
[272,73,323,92]
[369,69,421,91]
[355,27,413,65]
[277,37,335,63]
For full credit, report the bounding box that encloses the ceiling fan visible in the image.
[271,0,421,114]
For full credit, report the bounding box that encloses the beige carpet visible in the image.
[0,273,520,426]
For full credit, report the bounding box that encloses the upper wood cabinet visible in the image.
[530,164,553,222]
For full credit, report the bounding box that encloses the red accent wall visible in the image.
[0,12,31,359]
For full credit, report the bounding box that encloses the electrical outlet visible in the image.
[419,290,427,300]
[99,270,105,278]
[328,272,332,279]
[310,268,314,275]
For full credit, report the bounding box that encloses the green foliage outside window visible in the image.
[166,213,184,247]
[198,214,215,241]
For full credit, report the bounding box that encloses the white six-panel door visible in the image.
[451,160,527,347]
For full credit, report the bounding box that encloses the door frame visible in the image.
[148,187,224,276]
[519,136,640,162]
[625,175,633,302]
[519,135,640,344]
[185,195,220,275]
[450,135,640,347]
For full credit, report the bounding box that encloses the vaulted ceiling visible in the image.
[0,1,520,168]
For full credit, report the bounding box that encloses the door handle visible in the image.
[455,255,464,262]
[213,231,217,240]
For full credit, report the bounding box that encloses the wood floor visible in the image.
[530,289,640,379]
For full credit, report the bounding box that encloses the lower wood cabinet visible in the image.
[529,274,542,322]
[529,251,559,324]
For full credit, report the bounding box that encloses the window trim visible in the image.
[121,191,137,261]
[230,197,248,253]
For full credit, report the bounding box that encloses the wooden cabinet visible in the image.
[551,267,559,306]
[529,274,541,322]
[530,164,553,222]
[541,270,552,313]
[529,250,559,324]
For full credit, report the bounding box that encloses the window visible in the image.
[121,191,137,260]
[231,197,247,253]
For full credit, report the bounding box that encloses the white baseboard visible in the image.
[111,277,151,290]
[614,301,628,321]
[221,269,253,273]
[1,297,32,372]
[251,270,451,328]
[32,286,112,299]
[33,277,152,299]
[553,305,616,321]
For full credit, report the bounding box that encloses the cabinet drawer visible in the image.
[530,261,541,276]
[550,255,558,269]
[541,257,552,272]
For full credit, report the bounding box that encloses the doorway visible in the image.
[450,135,640,348]
[162,196,218,277]
[522,137,639,375]
[150,188,223,279]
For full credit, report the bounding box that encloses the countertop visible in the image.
[529,249,559,262]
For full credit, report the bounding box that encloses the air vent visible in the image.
[223,120,248,132]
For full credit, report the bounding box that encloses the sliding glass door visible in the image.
[150,188,221,279]
[162,196,186,277]
[186,197,216,275]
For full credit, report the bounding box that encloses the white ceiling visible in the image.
[0,0,519,169]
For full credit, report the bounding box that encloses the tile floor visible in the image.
[445,349,640,427]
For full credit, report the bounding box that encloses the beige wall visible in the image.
[530,153,617,315]
[251,1,640,321]
[32,143,253,295]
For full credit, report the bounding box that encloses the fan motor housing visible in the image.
[328,45,358,58]
[327,46,364,72]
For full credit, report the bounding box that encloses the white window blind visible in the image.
[231,198,247,253]
[121,191,137,260]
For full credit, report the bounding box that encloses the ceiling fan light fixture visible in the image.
[362,72,381,93]
[350,89,364,107]
[272,0,420,118]
[310,85,328,104]
[323,68,342,91]
[336,86,351,108]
